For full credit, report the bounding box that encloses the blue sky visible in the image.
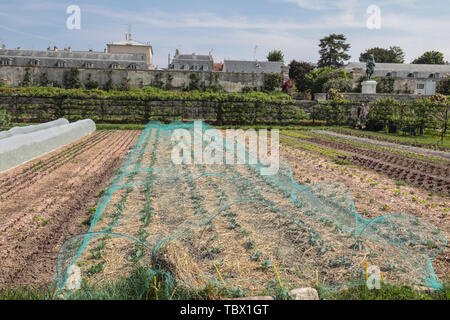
[0,0,449,68]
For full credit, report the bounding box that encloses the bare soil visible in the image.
[0,130,140,288]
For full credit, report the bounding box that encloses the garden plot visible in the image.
[56,122,448,297]
[0,130,140,287]
[280,131,450,195]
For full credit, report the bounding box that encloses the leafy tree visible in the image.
[304,67,352,94]
[318,34,351,68]
[39,73,49,86]
[412,51,446,64]
[63,68,81,89]
[359,46,405,63]
[437,78,450,95]
[84,73,99,90]
[20,67,33,87]
[288,60,315,92]
[263,73,284,92]
[322,77,352,93]
[430,94,449,144]
[267,50,284,62]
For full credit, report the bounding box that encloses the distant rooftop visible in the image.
[344,62,450,78]
[223,60,284,73]
[109,39,150,47]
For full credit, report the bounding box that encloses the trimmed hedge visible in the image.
[0,87,309,125]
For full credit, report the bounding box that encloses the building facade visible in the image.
[344,62,450,95]
[169,50,214,71]
[106,35,153,69]
[0,46,149,70]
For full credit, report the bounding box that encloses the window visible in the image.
[29,59,40,66]
[408,73,414,78]
[417,84,425,89]
[203,65,208,71]
[0,58,11,65]
[128,64,137,70]
[56,61,67,67]
[110,63,119,69]
[84,62,94,68]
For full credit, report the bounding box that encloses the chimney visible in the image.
[1,44,5,50]
[168,53,171,66]
[104,48,107,53]
[175,49,180,57]
[54,46,58,52]
[68,46,72,53]
[89,48,93,52]
[47,46,51,51]
[17,46,21,50]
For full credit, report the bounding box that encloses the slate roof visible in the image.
[223,60,284,73]
[108,39,150,47]
[173,54,213,62]
[0,48,148,69]
[344,62,450,78]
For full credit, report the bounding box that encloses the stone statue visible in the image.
[366,54,376,80]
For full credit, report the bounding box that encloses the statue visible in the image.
[366,54,376,80]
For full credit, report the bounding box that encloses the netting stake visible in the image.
[214,264,226,287]
[272,261,283,288]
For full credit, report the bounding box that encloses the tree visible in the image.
[412,51,446,64]
[304,67,352,94]
[267,50,284,62]
[288,60,315,92]
[62,68,81,89]
[437,78,450,95]
[263,73,283,92]
[359,46,405,63]
[318,34,351,68]
[322,77,353,93]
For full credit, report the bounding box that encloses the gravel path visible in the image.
[311,130,450,160]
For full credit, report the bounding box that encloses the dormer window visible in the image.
[386,72,391,77]
[0,58,12,65]
[110,63,119,69]
[408,73,414,78]
[56,60,67,67]
[84,62,94,68]
[29,59,40,66]
[128,64,137,70]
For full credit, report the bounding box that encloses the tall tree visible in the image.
[412,51,446,64]
[317,34,351,68]
[359,46,405,63]
[288,60,315,92]
[267,50,284,62]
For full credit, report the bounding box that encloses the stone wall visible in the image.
[0,65,271,93]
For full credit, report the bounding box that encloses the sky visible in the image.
[0,0,449,68]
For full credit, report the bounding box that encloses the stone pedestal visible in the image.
[362,80,377,94]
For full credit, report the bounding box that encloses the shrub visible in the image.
[0,109,12,131]
[263,73,283,92]
[84,74,99,90]
[322,77,352,93]
[63,68,81,89]
[437,78,450,95]
[304,67,352,94]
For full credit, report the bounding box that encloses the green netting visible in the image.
[54,121,448,299]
